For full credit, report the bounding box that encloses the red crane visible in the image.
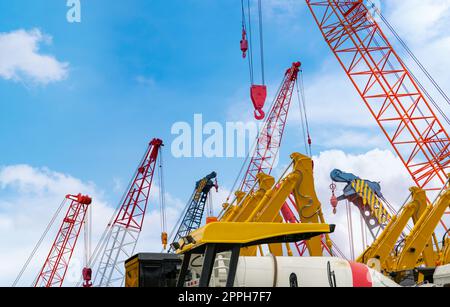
[34,194,92,288]
[305,0,450,231]
[92,138,164,287]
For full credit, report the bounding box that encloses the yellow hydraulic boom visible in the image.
[221,174,275,223]
[291,153,332,256]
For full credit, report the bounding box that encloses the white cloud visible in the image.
[0,29,69,85]
[112,177,123,193]
[0,165,112,286]
[315,129,387,150]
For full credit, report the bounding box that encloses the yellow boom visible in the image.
[392,187,450,272]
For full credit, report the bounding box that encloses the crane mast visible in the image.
[35,194,92,288]
[94,138,163,287]
[305,0,450,229]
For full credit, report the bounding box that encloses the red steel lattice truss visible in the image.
[305,0,450,228]
[35,194,92,288]
[240,62,301,193]
[94,138,163,287]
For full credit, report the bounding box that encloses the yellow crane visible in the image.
[219,153,332,257]
[356,177,450,283]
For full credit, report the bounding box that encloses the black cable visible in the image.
[395,238,406,257]
[241,0,246,29]
[296,79,308,155]
[299,71,312,156]
[158,148,166,233]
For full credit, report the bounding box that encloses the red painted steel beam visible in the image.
[305,0,450,230]
[113,138,163,231]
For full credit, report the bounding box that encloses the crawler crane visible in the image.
[223,61,336,257]
[330,169,393,237]
[221,153,333,257]
[441,236,450,265]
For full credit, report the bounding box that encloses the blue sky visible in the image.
[0,0,350,201]
[1,0,450,285]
